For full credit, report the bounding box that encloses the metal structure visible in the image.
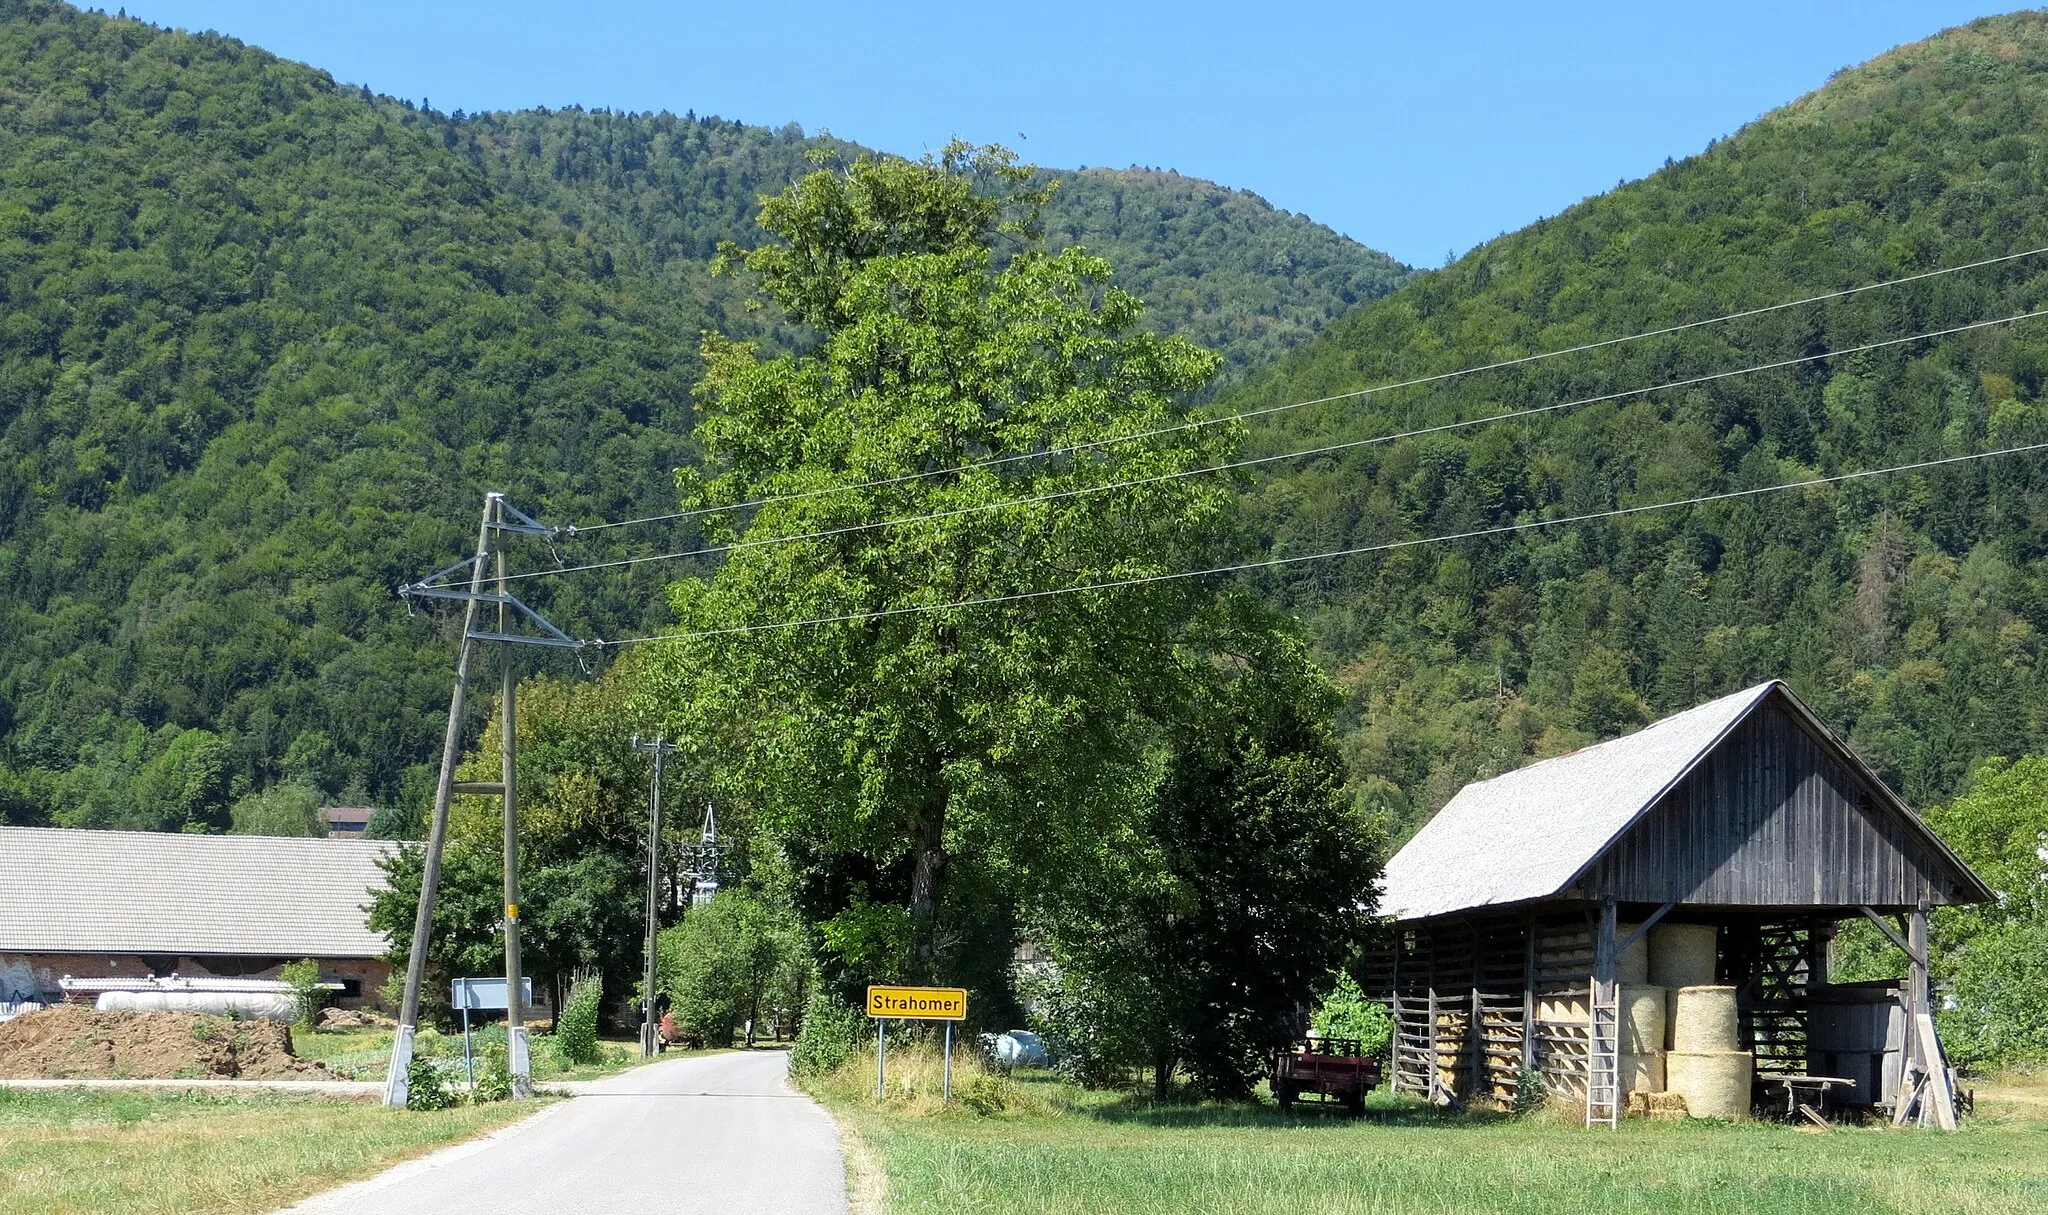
[383,493,576,1108]
[1367,680,1991,1128]
[632,734,680,1058]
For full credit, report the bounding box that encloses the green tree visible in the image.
[1033,637,1381,1098]
[1924,756,2048,1069]
[657,892,803,1046]
[228,783,324,837]
[645,143,1243,977]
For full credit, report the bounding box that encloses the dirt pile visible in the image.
[0,1004,330,1079]
[317,1006,395,1030]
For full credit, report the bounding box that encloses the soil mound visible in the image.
[317,1006,395,1030]
[0,1004,329,1079]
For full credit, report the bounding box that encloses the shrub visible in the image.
[472,1041,512,1102]
[406,1056,456,1111]
[1311,972,1393,1061]
[960,1074,1011,1116]
[556,974,603,1066]
[279,958,325,1029]
[789,989,862,1077]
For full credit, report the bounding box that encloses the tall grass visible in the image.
[0,1087,536,1214]
[811,1067,2048,1215]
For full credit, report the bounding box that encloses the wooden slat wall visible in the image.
[1578,703,1961,908]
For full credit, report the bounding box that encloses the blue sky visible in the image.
[125,1,2010,266]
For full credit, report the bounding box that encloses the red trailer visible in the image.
[1273,1037,1380,1114]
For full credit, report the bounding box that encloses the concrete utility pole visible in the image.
[632,734,679,1058]
[385,492,578,1109]
[497,538,532,1097]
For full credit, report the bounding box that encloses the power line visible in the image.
[591,440,2048,647]
[495,309,2040,586]
[561,244,2048,536]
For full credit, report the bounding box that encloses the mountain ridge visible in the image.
[1220,9,2048,827]
[0,0,1408,828]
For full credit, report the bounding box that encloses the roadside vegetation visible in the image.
[0,1086,535,1215]
[289,1022,650,1086]
[801,1047,2048,1215]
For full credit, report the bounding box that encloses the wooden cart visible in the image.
[1273,1037,1380,1114]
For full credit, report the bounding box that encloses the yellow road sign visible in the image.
[866,985,967,1021]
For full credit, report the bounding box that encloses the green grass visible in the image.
[0,1086,538,1215]
[289,1025,662,1083]
[816,1062,2048,1215]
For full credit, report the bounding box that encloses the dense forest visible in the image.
[457,107,1410,378]
[1227,13,2048,830]
[0,1,1408,829]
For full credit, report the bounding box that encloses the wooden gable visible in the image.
[1568,689,1986,910]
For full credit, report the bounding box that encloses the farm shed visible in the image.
[1367,680,1991,1127]
[0,827,395,1011]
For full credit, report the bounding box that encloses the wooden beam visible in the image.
[1613,901,1676,958]
[1857,906,1924,967]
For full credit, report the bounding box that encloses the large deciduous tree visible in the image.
[644,144,1243,981]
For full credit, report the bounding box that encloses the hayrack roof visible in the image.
[1377,680,1987,921]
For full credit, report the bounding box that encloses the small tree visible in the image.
[1310,972,1393,1060]
[556,973,604,1066]
[279,958,325,1030]
[229,784,324,837]
[659,892,800,1047]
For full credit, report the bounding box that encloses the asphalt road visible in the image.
[277,1049,847,1215]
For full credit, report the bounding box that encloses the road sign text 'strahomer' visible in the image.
[866,985,967,1021]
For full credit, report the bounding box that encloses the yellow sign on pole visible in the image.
[866,985,967,1021]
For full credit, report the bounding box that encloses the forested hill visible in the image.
[0,1,1409,830]
[1225,12,2048,830]
[457,110,1411,379]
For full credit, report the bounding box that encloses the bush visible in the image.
[556,975,603,1066]
[279,958,325,1029]
[960,1074,1011,1116]
[472,1041,512,1102]
[406,1056,456,1111]
[789,989,863,1078]
[1311,972,1393,1061]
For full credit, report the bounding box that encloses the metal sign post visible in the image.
[866,985,967,1104]
[451,977,533,1093]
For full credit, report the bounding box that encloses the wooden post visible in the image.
[1522,916,1538,1079]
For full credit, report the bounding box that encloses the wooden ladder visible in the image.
[1586,976,1622,1129]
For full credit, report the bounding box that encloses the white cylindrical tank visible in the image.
[96,992,296,1021]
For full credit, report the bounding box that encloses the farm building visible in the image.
[1368,680,1990,1127]
[0,827,395,1011]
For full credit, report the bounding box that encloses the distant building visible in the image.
[0,827,395,1009]
[319,806,377,839]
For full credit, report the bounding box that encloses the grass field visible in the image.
[0,1086,537,1215]
[814,1051,2048,1215]
[289,1025,658,1083]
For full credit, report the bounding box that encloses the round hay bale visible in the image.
[1621,1049,1666,1094]
[1621,985,1668,1055]
[1670,985,1740,1053]
[1616,924,1650,985]
[1666,1049,1752,1120]
[1648,923,1718,988]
